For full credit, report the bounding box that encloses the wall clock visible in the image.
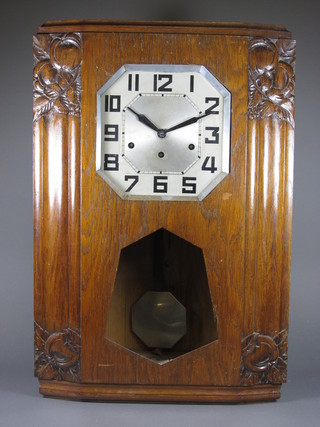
[33,20,296,403]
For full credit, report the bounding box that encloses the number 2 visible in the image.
[205,97,219,114]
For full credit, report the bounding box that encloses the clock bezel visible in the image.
[96,63,231,201]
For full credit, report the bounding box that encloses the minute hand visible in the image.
[164,110,216,134]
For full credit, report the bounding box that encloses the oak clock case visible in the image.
[33,21,295,403]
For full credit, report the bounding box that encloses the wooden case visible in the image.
[33,20,295,402]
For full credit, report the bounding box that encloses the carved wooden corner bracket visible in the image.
[248,38,296,127]
[33,33,82,122]
[240,329,288,385]
[34,321,81,381]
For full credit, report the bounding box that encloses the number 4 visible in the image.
[201,156,218,173]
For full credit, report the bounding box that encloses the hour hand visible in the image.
[127,107,160,132]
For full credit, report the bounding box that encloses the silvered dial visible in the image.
[96,64,231,201]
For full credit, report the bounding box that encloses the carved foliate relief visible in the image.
[240,329,288,385]
[33,33,82,122]
[248,38,296,127]
[34,321,80,381]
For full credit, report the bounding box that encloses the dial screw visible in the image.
[128,142,135,149]
[158,151,165,158]
[188,144,195,150]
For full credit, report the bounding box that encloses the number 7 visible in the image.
[125,175,139,192]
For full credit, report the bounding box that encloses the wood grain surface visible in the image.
[39,380,281,403]
[33,21,295,402]
[37,20,292,39]
[80,32,247,386]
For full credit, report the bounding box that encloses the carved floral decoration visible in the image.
[248,38,296,127]
[34,321,80,381]
[33,33,82,122]
[240,329,288,385]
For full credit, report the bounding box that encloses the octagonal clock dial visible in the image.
[96,64,231,201]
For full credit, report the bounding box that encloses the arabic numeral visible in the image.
[205,97,219,114]
[104,124,119,141]
[128,73,140,91]
[153,74,173,92]
[104,154,119,171]
[105,95,121,112]
[201,156,218,173]
[205,127,220,144]
[182,177,197,194]
[125,175,139,192]
[153,176,168,193]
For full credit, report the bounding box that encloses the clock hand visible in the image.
[127,107,160,133]
[127,105,213,138]
[164,109,216,134]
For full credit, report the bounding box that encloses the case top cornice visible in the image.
[37,20,292,39]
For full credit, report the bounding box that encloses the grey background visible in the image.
[1,0,319,425]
